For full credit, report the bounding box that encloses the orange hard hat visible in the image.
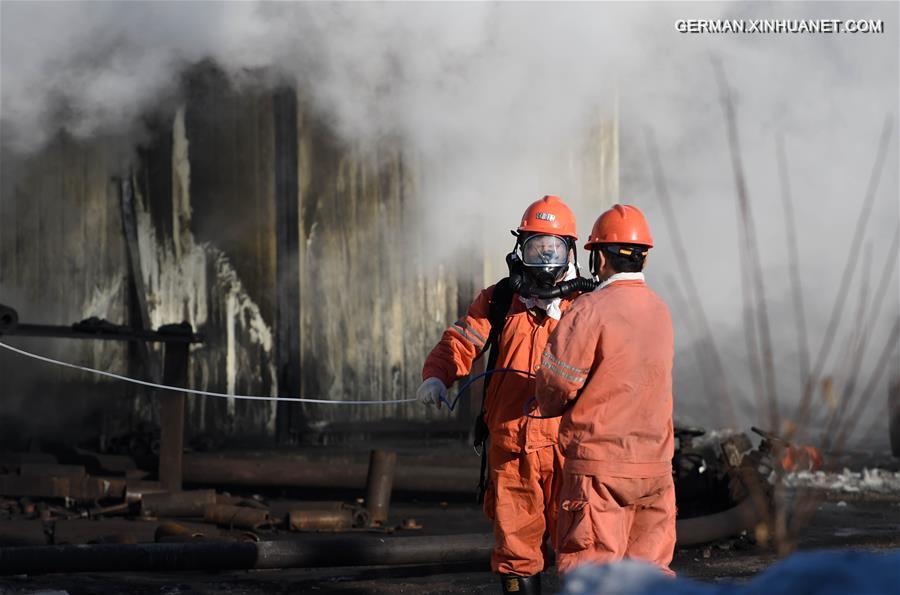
[584,204,653,250]
[517,195,578,240]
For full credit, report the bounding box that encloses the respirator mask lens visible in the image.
[519,234,569,286]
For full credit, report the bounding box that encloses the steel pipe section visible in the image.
[0,533,495,575]
[365,450,397,525]
[0,504,763,576]
[675,498,765,547]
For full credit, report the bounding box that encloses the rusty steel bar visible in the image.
[288,509,353,531]
[141,490,217,518]
[833,319,900,450]
[288,508,369,531]
[159,332,190,492]
[792,117,894,434]
[775,135,812,391]
[365,450,397,526]
[0,473,124,501]
[0,533,495,574]
[713,58,780,434]
[203,504,272,530]
[182,453,477,494]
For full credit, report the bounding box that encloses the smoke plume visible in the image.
[1,2,897,444]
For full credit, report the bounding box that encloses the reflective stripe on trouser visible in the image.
[555,472,676,576]
[483,443,564,575]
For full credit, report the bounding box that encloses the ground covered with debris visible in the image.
[1,445,899,594]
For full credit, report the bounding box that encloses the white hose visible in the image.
[0,340,417,405]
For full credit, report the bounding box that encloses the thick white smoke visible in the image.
[1,2,897,443]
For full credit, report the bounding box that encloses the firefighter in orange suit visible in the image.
[419,195,594,594]
[535,204,677,576]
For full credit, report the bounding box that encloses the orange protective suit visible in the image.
[423,284,574,575]
[535,275,676,575]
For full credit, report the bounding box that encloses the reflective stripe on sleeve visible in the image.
[452,322,487,351]
[542,351,590,376]
[541,352,588,384]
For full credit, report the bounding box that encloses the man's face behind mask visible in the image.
[520,234,570,287]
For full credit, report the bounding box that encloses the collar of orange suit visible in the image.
[596,272,645,291]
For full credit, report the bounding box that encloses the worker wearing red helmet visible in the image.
[419,195,593,595]
[535,204,677,576]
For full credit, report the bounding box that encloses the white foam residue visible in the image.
[784,468,900,494]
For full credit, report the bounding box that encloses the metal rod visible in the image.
[159,338,190,492]
[365,450,397,526]
[288,508,368,531]
[791,117,894,434]
[182,453,478,494]
[861,226,900,338]
[821,244,874,443]
[713,57,780,433]
[832,318,900,450]
[775,135,811,389]
[647,131,738,427]
[141,490,217,518]
[823,228,900,448]
[203,504,273,531]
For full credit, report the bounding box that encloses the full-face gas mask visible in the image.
[519,233,571,287]
[506,233,598,298]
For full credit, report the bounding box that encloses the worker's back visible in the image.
[555,278,674,477]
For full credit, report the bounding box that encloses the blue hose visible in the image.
[438,367,562,419]
[439,367,533,412]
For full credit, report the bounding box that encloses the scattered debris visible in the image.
[783,468,900,495]
[88,502,131,519]
[203,504,273,530]
[399,518,423,530]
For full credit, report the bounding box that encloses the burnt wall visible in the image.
[0,134,134,447]
[0,79,470,448]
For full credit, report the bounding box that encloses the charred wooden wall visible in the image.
[295,107,461,428]
[0,77,466,447]
[0,136,134,447]
[0,69,616,447]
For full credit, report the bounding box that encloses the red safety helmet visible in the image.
[584,204,653,250]
[517,195,578,240]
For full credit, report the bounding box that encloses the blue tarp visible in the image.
[560,550,900,595]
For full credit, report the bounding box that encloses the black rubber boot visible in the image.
[500,573,541,595]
